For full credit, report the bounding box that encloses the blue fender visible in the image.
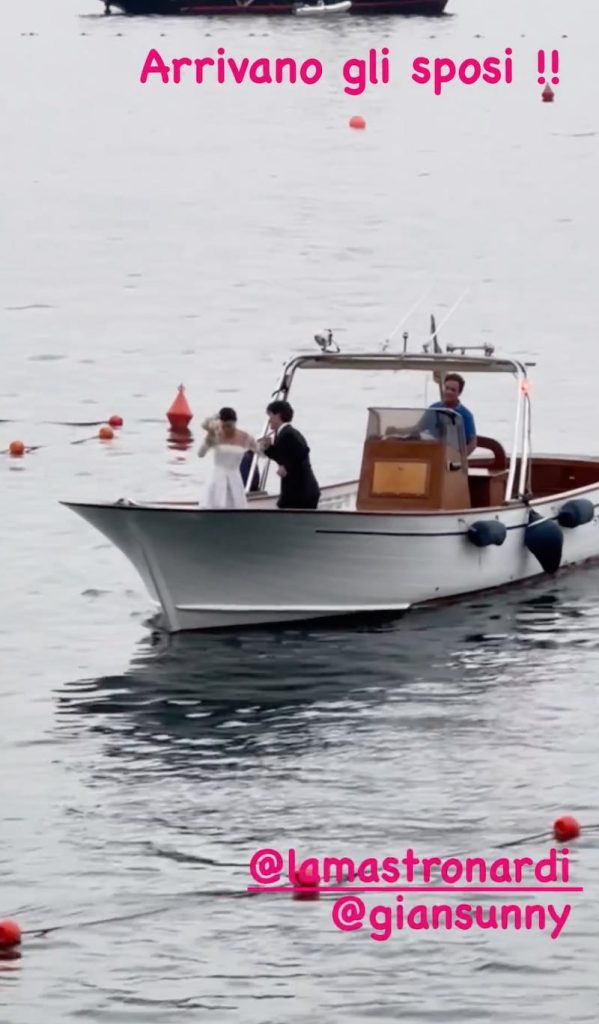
[557,498,595,529]
[524,509,563,574]
[467,520,507,548]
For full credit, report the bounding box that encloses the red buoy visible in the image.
[349,115,366,130]
[542,84,555,103]
[167,385,193,432]
[8,440,25,457]
[553,815,581,842]
[0,920,22,949]
[98,424,114,440]
[293,863,320,901]
[108,415,123,428]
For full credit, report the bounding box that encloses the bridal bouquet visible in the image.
[201,415,222,445]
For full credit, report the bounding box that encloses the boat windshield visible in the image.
[365,406,466,453]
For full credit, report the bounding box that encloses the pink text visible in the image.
[412,48,513,96]
[140,47,323,86]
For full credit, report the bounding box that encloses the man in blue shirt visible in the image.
[429,372,477,455]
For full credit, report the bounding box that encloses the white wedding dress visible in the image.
[201,443,251,509]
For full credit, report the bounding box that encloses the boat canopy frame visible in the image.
[248,350,534,506]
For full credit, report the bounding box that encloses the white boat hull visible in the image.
[62,472,599,632]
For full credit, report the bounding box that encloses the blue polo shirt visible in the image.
[429,401,476,445]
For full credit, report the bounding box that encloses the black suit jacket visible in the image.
[263,425,320,509]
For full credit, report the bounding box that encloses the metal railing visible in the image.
[245,350,534,506]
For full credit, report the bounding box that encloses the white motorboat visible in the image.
[62,334,599,633]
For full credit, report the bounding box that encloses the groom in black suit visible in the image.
[259,400,321,510]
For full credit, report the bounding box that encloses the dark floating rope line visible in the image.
[20,888,250,938]
[2,434,101,456]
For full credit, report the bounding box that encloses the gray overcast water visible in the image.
[1,0,598,1021]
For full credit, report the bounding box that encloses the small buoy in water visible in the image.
[8,440,25,457]
[0,920,22,949]
[99,424,114,440]
[553,815,581,842]
[167,385,193,432]
[349,115,366,130]
[108,414,123,428]
[542,84,555,103]
[293,863,320,901]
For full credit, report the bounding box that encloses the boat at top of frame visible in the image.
[101,0,448,17]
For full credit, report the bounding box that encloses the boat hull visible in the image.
[63,476,599,632]
[103,0,448,15]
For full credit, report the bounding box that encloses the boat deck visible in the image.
[131,453,599,516]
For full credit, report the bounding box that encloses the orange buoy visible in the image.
[349,115,366,130]
[0,920,22,948]
[8,440,25,457]
[553,815,580,842]
[542,84,555,103]
[99,424,114,440]
[167,385,193,432]
[293,863,320,901]
[108,415,123,428]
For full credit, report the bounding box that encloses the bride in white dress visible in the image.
[198,407,259,509]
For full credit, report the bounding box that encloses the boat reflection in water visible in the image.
[55,572,599,779]
[56,621,394,775]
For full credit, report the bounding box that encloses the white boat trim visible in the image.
[175,602,411,612]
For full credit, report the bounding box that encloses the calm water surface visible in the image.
[1,0,598,1020]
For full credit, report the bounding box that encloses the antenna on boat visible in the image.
[378,289,431,351]
[421,314,443,354]
[420,286,470,352]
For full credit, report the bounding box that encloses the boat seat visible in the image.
[471,435,508,472]
[467,467,509,508]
